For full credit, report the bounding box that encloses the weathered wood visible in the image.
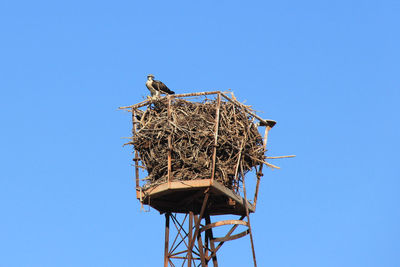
[250,154,281,169]
[132,109,140,192]
[266,155,296,159]
[254,126,270,207]
[138,179,254,211]
[220,92,276,128]
[263,161,280,169]
[143,180,211,197]
[119,98,150,109]
[211,93,221,184]
[167,95,172,188]
[233,139,245,193]
[211,181,255,213]
[119,91,222,110]
[128,93,271,186]
[119,91,276,128]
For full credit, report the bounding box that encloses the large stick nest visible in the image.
[130,98,264,188]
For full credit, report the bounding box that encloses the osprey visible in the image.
[146,74,175,97]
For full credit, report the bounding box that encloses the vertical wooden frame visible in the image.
[253,125,271,208]
[132,108,140,191]
[167,95,172,188]
[211,93,221,184]
[241,164,257,267]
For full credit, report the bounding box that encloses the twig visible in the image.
[266,155,296,159]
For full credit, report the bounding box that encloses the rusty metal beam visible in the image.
[241,164,257,267]
[254,125,271,208]
[164,213,170,267]
[188,212,193,267]
[170,214,191,254]
[188,191,209,254]
[200,220,248,232]
[207,215,245,260]
[205,215,218,266]
[169,214,189,256]
[195,215,207,267]
[213,229,249,242]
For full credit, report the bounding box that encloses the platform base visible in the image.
[137,179,255,215]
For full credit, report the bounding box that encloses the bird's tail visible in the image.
[164,88,175,94]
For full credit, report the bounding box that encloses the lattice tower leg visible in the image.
[163,212,256,267]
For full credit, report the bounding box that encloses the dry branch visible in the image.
[265,155,296,159]
[127,97,265,189]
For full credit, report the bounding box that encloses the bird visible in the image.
[145,74,175,98]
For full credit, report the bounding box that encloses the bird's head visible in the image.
[147,74,155,80]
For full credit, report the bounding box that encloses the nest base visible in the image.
[137,179,255,216]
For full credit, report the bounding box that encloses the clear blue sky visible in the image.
[1,0,399,266]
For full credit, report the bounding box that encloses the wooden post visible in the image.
[211,93,221,184]
[167,95,172,188]
[132,109,140,190]
[254,125,271,208]
[119,91,223,110]
[219,92,275,129]
[233,139,245,193]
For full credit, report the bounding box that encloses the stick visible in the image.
[250,155,281,169]
[266,155,296,159]
[263,161,280,169]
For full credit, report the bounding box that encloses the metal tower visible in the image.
[121,91,276,266]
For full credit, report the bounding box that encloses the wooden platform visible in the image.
[137,179,255,216]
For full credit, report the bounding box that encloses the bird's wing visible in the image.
[153,80,175,94]
[153,80,164,91]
